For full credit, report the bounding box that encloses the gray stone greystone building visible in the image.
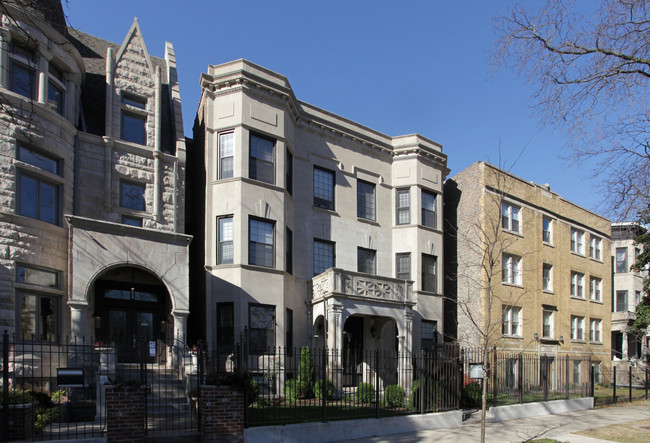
[0,1,190,358]
[191,59,448,391]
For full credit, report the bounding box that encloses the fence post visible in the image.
[646,368,648,400]
[375,350,380,419]
[321,347,327,423]
[543,358,548,402]
[419,351,424,414]
[590,363,595,398]
[629,365,632,403]
[518,353,523,404]
[456,347,462,409]
[2,331,8,443]
[613,366,617,404]
[491,346,497,405]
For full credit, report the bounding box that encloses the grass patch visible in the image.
[575,418,650,442]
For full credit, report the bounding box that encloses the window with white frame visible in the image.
[249,133,275,184]
[421,190,437,229]
[589,277,602,302]
[357,180,375,220]
[542,216,552,244]
[615,290,628,312]
[8,42,36,99]
[421,320,437,351]
[502,254,522,285]
[396,189,410,225]
[285,227,293,275]
[542,307,554,338]
[218,216,234,264]
[542,263,553,292]
[636,290,642,308]
[615,247,628,273]
[570,228,585,255]
[570,272,585,298]
[47,62,66,115]
[589,236,602,261]
[635,248,641,273]
[571,316,585,341]
[16,265,60,342]
[249,217,274,268]
[593,361,601,384]
[573,360,581,384]
[17,144,61,225]
[314,166,335,210]
[501,202,520,233]
[502,305,522,336]
[422,254,438,293]
[590,318,602,343]
[219,132,234,179]
[396,253,410,280]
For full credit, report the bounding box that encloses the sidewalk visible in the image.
[339,402,650,443]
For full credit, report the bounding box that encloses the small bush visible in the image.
[382,384,406,407]
[356,382,375,403]
[315,379,335,400]
[284,379,303,404]
[0,389,34,406]
[461,381,482,407]
[248,379,260,404]
[409,378,443,410]
[297,347,315,398]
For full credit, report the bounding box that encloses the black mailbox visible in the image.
[57,368,84,388]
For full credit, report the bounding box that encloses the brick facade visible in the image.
[199,385,244,443]
[106,387,145,443]
[0,403,34,440]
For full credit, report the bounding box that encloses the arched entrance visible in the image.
[93,267,170,361]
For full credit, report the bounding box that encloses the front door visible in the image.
[342,316,364,387]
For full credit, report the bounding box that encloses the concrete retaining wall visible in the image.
[244,410,463,443]
[486,397,594,422]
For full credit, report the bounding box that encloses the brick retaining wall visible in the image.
[199,385,244,443]
[106,387,145,443]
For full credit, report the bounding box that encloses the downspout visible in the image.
[153,65,162,222]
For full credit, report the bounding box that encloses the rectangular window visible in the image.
[502,254,522,285]
[396,253,411,280]
[422,254,438,293]
[593,361,601,384]
[219,132,234,179]
[357,180,375,220]
[542,216,552,244]
[542,307,554,338]
[571,316,585,341]
[285,308,293,352]
[18,292,57,341]
[122,215,142,227]
[249,133,275,184]
[17,265,59,288]
[506,359,518,389]
[286,149,293,195]
[249,218,274,267]
[615,247,628,273]
[47,63,65,115]
[635,248,641,272]
[501,202,520,233]
[285,227,293,275]
[18,171,60,225]
[589,236,602,261]
[9,43,36,99]
[119,180,146,211]
[396,189,410,225]
[502,306,522,336]
[313,166,335,210]
[589,277,602,302]
[421,190,436,229]
[590,318,602,343]
[121,94,147,145]
[18,144,61,175]
[218,216,234,264]
[421,320,437,351]
[542,263,553,292]
[217,302,234,352]
[573,361,581,384]
[249,304,275,353]
[357,247,376,275]
[616,290,628,312]
[313,239,334,276]
[570,272,585,298]
[570,228,585,255]
[636,290,642,307]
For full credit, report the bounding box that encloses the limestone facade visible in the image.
[0,3,190,351]
[191,59,449,359]
[444,162,612,375]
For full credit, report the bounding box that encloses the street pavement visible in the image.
[339,402,650,443]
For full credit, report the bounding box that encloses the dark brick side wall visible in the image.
[200,385,244,443]
[106,388,145,443]
[0,403,34,440]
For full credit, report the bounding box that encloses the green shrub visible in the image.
[409,379,445,410]
[356,382,375,403]
[248,379,260,404]
[461,381,482,407]
[284,379,303,403]
[297,347,315,398]
[315,379,335,400]
[382,384,406,407]
[0,389,35,406]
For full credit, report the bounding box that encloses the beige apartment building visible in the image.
[190,60,449,379]
[444,162,612,378]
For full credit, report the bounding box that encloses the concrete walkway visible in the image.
[339,403,650,443]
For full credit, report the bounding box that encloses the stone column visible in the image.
[36,43,50,105]
[398,311,414,392]
[172,309,189,368]
[326,301,343,395]
[0,30,10,89]
[68,300,88,342]
[622,330,629,360]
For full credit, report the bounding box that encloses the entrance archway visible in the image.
[93,267,170,361]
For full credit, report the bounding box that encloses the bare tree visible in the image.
[494,0,650,219]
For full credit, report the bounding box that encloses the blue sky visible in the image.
[65,0,605,216]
